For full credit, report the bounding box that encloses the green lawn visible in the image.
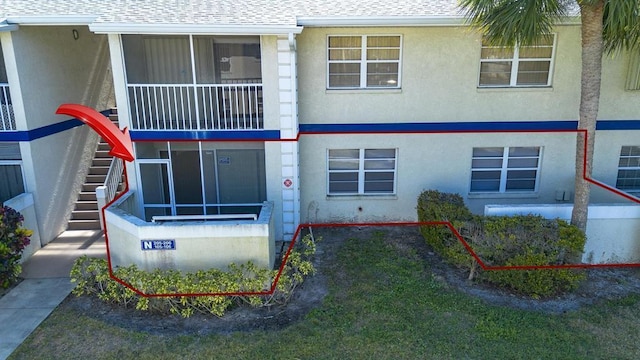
[10,230,640,359]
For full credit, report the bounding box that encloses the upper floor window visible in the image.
[327,148,397,195]
[327,35,401,89]
[616,146,640,193]
[470,147,541,193]
[479,34,555,87]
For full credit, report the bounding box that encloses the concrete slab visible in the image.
[20,230,106,279]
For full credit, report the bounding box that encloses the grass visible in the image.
[9,230,640,359]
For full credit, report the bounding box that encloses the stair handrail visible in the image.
[103,156,124,202]
[96,156,124,230]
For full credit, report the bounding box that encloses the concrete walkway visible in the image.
[0,230,106,360]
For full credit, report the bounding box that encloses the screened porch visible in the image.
[122,35,264,131]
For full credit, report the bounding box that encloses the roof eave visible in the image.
[296,16,466,27]
[90,23,304,35]
[0,19,19,32]
[5,15,98,26]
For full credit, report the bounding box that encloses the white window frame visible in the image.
[470,147,542,193]
[616,146,640,194]
[327,35,402,90]
[478,34,556,88]
[327,148,397,195]
[0,159,26,201]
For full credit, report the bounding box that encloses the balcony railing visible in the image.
[0,84,15,131]
[127,83,263,131]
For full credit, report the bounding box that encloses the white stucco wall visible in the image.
[106,192,275,271]
[8,26,114,244]
[4,192,42,262]
[295,25,639,224]
[485,204,640,264]
[297,25,638,124]
[300,132,583,222]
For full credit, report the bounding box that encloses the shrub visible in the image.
[71,233,318,318]
[416,190,475,267]
[0,206,32,288]
[417,190,586,298]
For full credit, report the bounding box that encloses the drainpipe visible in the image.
[288,32,300,232]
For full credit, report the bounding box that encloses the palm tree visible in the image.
[459,0,640,231]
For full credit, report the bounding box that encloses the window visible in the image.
[327,149,397,195]
[327,35,401,89]
[0,142,25,203]
[479,34,555,87]
[616,146,640,193]
[470,147,541,193]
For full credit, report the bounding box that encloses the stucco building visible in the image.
[1,1,639,269]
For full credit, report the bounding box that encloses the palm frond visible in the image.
[602,0,640,53]
[459,0,569,46]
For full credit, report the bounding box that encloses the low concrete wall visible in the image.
[4,192,42,262]
[485,204,640,264]
[105,191,275,272]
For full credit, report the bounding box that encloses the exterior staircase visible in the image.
[67,109,121,231]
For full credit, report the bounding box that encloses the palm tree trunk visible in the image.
[571,1,604,231]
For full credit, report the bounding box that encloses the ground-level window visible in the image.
[135,142,266,221]
[470,147,541,193]
[0,142,25,203]
[327,148,397,195]
[616,146,640,194]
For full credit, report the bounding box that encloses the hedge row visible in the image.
[417,190,586,297]
[71,234,317,318]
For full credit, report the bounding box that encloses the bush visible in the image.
[0,206,32,288]
[417,190,586,298]
[71,233,318,318]
[417,190,475,268]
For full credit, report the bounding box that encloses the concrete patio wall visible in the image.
[4,192,42,262]
[105,191,275,272]
[485,204,640,264]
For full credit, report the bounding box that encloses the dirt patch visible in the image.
[60,226,640,335]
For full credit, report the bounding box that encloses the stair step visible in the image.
[71,210,100,220]
[78,191,97,201]
[97,143,111,151]
[92,158,112,167]
[95,150,112,158]
[82,183,101,192]
[89,166,110,175]
[75,201,99,210]
[86,174,107,183]
[67,219,101,230]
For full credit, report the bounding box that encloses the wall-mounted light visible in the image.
[72,29,79,40]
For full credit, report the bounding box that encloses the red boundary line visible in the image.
[99,129,640,297]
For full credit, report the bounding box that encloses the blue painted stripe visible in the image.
[0,109,112,142]
[596,120,640,130]
[299,121,579,133]
[130,130,282,141]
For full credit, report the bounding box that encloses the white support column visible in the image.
[277,34,300,239]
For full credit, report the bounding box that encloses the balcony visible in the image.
[0,84,15,131]
[122,34,264,132]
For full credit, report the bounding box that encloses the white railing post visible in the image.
[96,185,107,230]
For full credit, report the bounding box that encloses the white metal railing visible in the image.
[151,214,258,222]
[96,157,124,230]
[0,84,15,131]
[127,83,263,131]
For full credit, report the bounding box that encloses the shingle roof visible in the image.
[0,0,461,27]
[0,0,579,28]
